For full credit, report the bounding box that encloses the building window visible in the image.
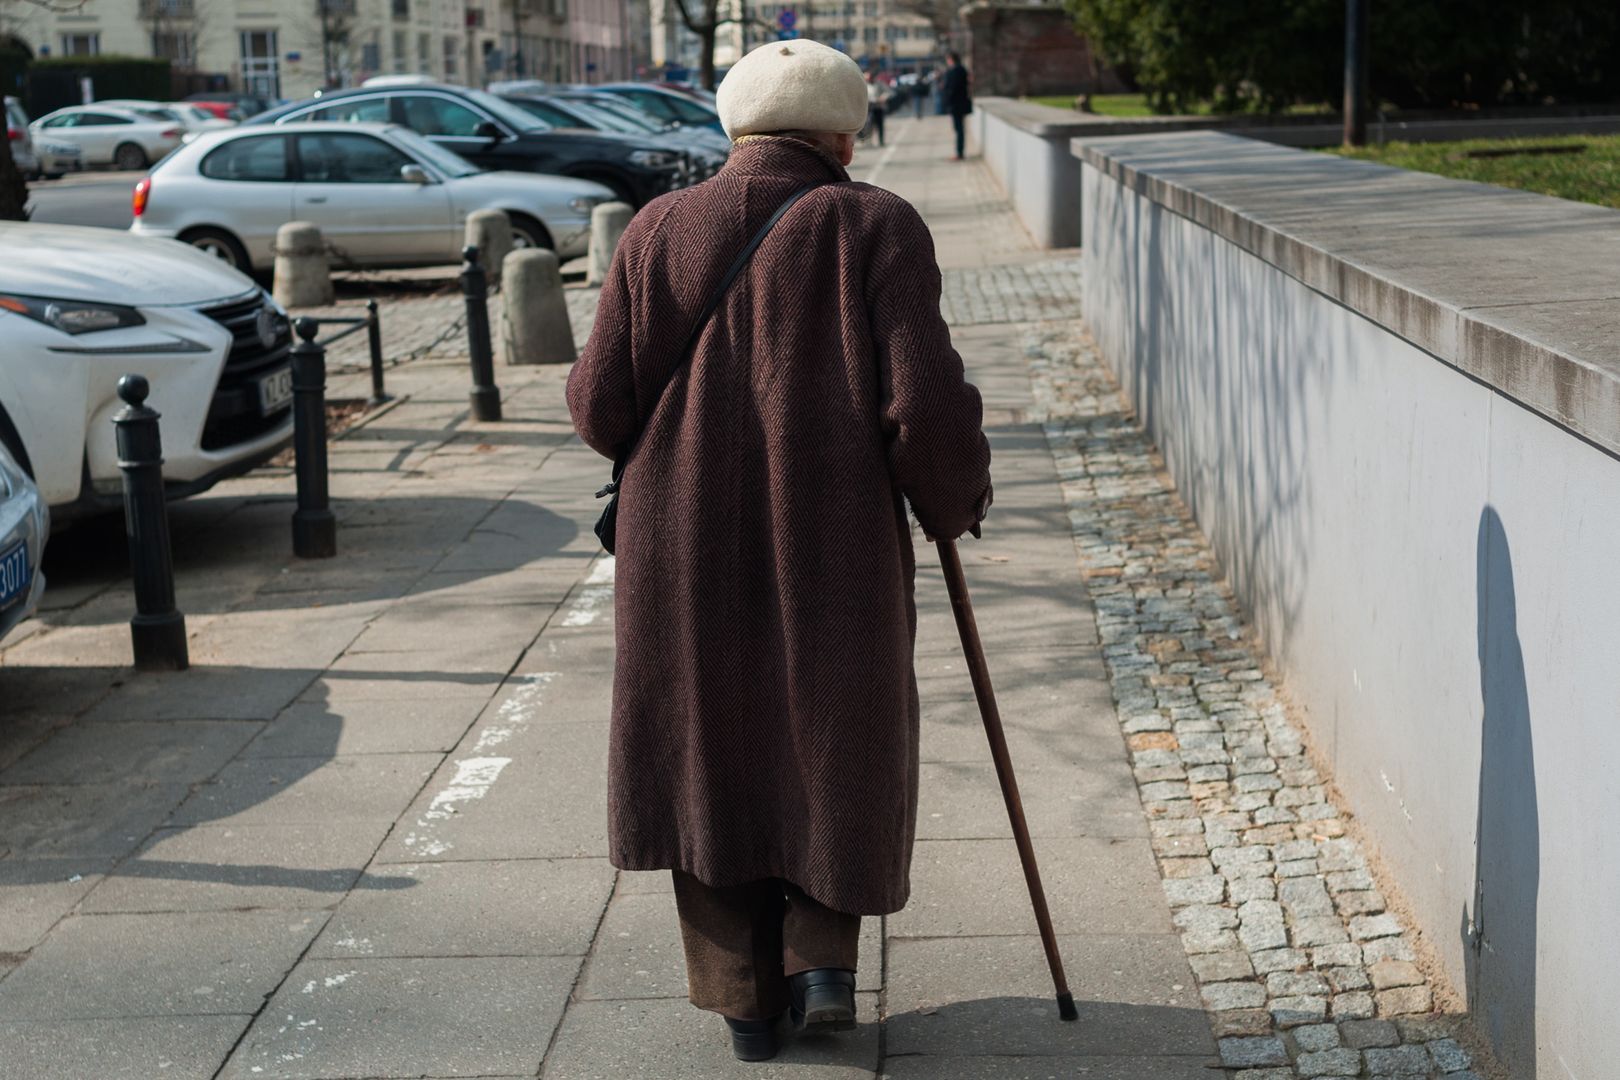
[392,0,409,18]
[392,29,408,71]
[152,30,196,66]
[239,29,280,99]
[417,31,430,70]
[442,36,459,79]
[361,35,380,72]
[61,32,100,56]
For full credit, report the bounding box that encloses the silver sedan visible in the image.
[0,440,47,645]
[130,121,613,272]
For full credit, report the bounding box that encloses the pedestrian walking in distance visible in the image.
[864,70,889,147]
[941,51,973,160]
[567,38,992,1065]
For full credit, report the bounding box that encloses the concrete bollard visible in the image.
[587,202,633,286]
[502,248,576,366]
[465,209,513,288]
[272,221,334,308]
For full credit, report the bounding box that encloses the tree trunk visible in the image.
[699,26,717,89]
[0,144,29,222]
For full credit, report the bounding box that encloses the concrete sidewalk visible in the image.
[0,115,1408,1079]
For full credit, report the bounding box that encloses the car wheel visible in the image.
[181,227,251,271]
[507,214,554,251]
[113,142,148,171]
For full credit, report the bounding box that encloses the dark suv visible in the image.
[247,84,687,207]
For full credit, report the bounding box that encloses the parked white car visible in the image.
[0,222,293,521]
[0,439,47,644]
[29,105,184,170]
[35,137,84,179]
[7,96,40,179]
[129,121,612,272]
[99,99,236,137]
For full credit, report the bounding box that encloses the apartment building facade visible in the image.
[12,0,626,101]
[648,0,936,80]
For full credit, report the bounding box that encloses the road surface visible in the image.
[26,171,142,230]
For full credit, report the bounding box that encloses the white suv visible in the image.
[0,222,294,522]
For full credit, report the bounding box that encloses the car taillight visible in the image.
[133,177,150,217]
[160,127,181,139]
[5,127,19,142]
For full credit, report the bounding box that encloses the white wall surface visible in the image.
[1081,160,1620,1080]
[971,108,1081,249]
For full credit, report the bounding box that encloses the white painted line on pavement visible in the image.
[862,118,910,187]
[561,555,616,627]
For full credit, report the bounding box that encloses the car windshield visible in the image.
[386,126,481,177]
[561,99,653,135]
[462,89,549,133]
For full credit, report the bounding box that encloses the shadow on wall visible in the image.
[1464,506,1538,1077]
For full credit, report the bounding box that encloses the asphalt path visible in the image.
[25,170,144,230]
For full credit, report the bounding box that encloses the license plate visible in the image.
[258,366,294,415]
[0,540,29,610]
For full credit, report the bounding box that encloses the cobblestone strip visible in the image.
[1024,320,1488,1080]
[939,258,1085,326]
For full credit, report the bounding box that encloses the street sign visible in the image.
[778,29,799,39]
[777,8,795,28]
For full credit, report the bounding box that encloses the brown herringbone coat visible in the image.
[566,136,991,915]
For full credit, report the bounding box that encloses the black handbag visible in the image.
[593,184,817,553]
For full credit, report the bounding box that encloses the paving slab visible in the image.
[166,753,440,828]
[0,910,326,1019]
[541,993,880,1079]
[376,727,608,863]
[885,934,1212,1059]
[576,891,689,1001]
[0,860,103,952]
[880,1055,1217,1079]
[915,760,1148,841]
[0,780,190,860]
[219,956,579,1080]
[310,857,616,958]
[0,1015,253,1080]
[890,837,1171,938]
[79,823,401,913]
[76,663,322,723]
[0,719,260,785]
[240,697,487,757]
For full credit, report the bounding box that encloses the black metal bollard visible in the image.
[461,244,502,421]
[112,375,189,671]
[291,317,337,559]
[365,298,391,406]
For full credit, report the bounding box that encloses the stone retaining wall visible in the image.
[1076,129,1620,1079]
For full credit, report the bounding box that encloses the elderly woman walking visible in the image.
[566,40,993,1063]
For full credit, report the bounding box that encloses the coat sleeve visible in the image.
[566,226,639,461]
[867,199,992,540]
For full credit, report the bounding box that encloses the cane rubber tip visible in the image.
[295,316,319,342]
[116,374,150,406]
[1056,992,1078,1022]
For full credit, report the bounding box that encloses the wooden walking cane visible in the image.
[937,538,1079,1021]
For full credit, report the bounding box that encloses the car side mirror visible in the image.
[400,164,430,184]
[474,120,504,142]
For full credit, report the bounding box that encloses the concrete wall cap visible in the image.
[1075,129,1620,456]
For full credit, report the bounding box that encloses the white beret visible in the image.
[716,40,868,140]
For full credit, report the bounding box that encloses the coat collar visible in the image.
[721,135,851,184]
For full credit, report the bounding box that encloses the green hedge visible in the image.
[28,55,171,115]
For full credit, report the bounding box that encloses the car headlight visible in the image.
[628,149,679,169]
[568,196,602,214]
[0,293,146,335]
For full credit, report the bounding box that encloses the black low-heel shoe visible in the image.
[789,968,857,1033]
[724,1016,780,1062]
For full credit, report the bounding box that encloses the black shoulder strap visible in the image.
[679,183,818,359]
[608,183,818,481]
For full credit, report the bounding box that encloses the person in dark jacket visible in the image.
[566,38,992,1065]
[940,51,973,160]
